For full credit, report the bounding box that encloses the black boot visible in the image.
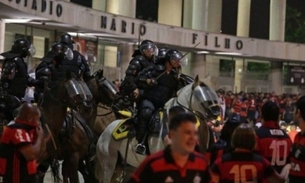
[135,119,148,155]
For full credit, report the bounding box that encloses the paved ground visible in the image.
[43,161,84,183]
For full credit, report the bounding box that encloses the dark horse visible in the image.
[39,70,123,183]
[37,71,94,183]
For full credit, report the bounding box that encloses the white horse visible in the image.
[95,75,221,183]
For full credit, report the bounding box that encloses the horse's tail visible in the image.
[50,159,61,183]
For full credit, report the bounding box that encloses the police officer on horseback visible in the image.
[58,33,91,82]
[120,40,158,100]
[34,42,74,103]
[134,49,186,154]
[0,38,37,100]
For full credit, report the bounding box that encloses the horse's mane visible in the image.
[176,84,193,108]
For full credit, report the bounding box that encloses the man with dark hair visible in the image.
[0,103,44,183]
[289,96,305,182]
[255,101,292,176]
[211,123,285,183]
[128,112,210,183]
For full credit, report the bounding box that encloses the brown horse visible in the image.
[47,70,125,183]
[37,72,94,183]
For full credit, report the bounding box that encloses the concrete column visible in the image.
[234,59,243,93]
[106,0,136,18]
[92,0,106,11]
[269,61,283,94]
[183,0,208,31]
[158,0,182,26]
[207,0,222,33]
[234,0,251,93]
[118,43,135,78]
[190,53,206,79]
[269,0,286,41]
[0,20,5,59]
[236,0,251,37]
[269,0,286,94]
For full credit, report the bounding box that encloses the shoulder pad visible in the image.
[3,59,16,68]
[155,64,165,72]
[36,67,52,76]
[134,55,146,62]
[12,57,23,62]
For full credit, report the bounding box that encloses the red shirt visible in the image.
[289,132,305,182]
[0,120,37,183]
[211,151,275,183]
[255,121,292,174]
[129,146,210,183]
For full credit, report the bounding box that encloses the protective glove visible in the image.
[146,78,158,86]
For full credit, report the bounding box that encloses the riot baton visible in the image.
[154,42,201,80]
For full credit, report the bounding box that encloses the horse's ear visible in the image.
[192,75,199,90]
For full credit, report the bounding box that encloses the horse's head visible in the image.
[92,70,120,107]
[177,75,221,121]
[63,73,94,117]
[43,71,94,118]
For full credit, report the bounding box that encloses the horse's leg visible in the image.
[67,153,80,183]
[96,123,122,183]
[62,160,69,183]
[37,161,50,183]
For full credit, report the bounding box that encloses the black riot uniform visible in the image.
[134,49,184,154]
[120,40,158,98]
[0,38,37,100]
[34,42,73,103]
[58,33,91,82]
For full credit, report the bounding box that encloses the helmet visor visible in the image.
[28,44,36,57]
[65,47,74,60]
[169,52,188,67]
[140,43,158,56]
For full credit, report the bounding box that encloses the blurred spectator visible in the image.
[128,113,210,183]
[0,103,44,183]
[289,95,305,182]
[288,122,298,143]
[255,101,292,176]
[205,116,240,165]
[210,123,285,183]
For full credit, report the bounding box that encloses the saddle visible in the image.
[59,110,95,152]
[112,109,168,141]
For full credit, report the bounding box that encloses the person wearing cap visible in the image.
[58,33,91,82]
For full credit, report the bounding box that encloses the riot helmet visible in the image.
[41,43,73,63]
[139,40,158,59]
[165,49,188,68]
[58,33,74,50]
[1,38,36,58]
[158,48,168,59]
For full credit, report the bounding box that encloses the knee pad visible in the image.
[140,108,153,121]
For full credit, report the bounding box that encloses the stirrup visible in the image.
[135,143,146,155]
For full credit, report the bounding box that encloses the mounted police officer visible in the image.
[134,49,186,154]
[0,38,37,99]
[120,40,158,100]
[58,33,91,82]
[0,38,37,121]
[34,42,74,103]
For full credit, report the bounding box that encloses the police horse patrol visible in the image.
[95,75,221,183]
